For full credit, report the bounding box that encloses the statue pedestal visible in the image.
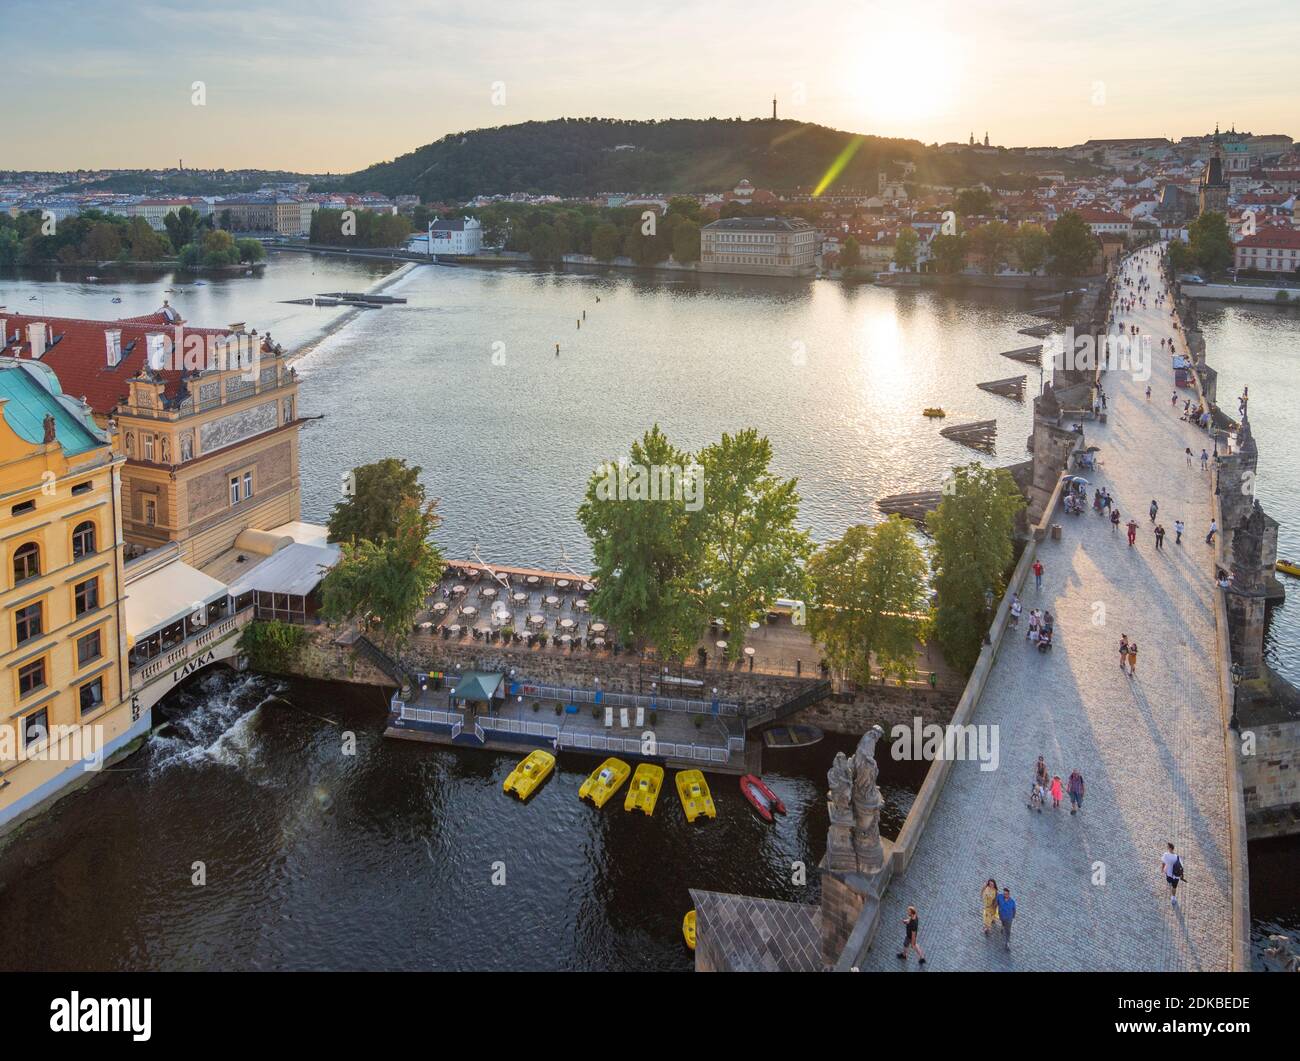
[819,839,895,968]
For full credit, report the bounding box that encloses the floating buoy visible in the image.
[923,408,946,418]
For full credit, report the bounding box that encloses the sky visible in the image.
[6,0,1297,173]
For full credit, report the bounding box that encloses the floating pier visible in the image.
[1018,323,1054,338]
[940,419,998,452]
[877,489,943,522]
[976,375,1027,401]
[998,344,1042,365]
[316,291,408,304]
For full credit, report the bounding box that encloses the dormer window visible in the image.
[105,329,123,367]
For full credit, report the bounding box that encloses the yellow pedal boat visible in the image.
[682,910,696,950]
[502,750,555,800]
[1277,559,1300,578]
[676,770,716,822]
[624,763,664,815]
[579,757,630,808]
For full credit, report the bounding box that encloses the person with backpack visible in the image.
[1160,842,1184,906]
[1032,559,1044,591]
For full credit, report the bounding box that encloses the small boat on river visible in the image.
[579,758,629,808]
[682,910,696,950]
[624,763,664,815]
[502,750,554,801]
[739,774,786,822]
[675,770,716,822]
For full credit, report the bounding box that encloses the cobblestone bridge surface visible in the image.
[860,247,1233,971]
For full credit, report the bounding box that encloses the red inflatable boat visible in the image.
[740,774,786,822]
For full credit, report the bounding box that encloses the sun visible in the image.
[846,28,964,128]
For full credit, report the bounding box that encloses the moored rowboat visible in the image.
[739,774,786,822]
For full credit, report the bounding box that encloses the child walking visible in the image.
[1050,775,1063,810]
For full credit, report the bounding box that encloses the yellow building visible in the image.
[0,359,138,834]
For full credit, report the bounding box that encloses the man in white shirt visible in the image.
[1160,842,1183,906]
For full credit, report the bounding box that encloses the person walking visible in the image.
[1111,508,1121,534]
[1050,775,1063,810]
[1067,769,1085,815]
[1149,499,1158,522]
[1206,519,1218,545]
[1127,640,1139,676]
[1200,449,1209,472]
[1119,634,1130,674]
[1032,559,1044,592]
[897,905,926,964]
[996,887,1017,951]
[1175,519,1184,545]
[1126,518,1139,546]
[1184,446,1193,467]
[1160,843,1184,907]
[1155,524,1166,551]
[981,879,1000,936]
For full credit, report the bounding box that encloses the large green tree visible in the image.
[694,429,812,658]
[327,457,426,545]
[577,426,704,658]
[928,463,1024,672]
[807,517,930,684]
[672,218,701,263]
[931,232,967,274]
[894,227,919,270]
[1047,211,1097,277]
[320,498,444,652]
[1014,223,1049,274]
[968,220,1014,275]
[1187,211,1233,275]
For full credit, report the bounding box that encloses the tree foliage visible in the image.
[327,457,426,545]
[807,517,930,684]
[320,498,444,652]
[1047,211,1098,277]
[928,463,1025,673]
[1014,223,1049,274]
[894,228,919,270]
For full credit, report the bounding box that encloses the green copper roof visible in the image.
[0,361,104,457]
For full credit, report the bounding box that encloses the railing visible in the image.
[745,679,833,730]
[479,716,560,740]
[396,705,463,727]
[354,635,413,690]
[129,608,253,687]
[515,682,741,717]
[556,730,731,764]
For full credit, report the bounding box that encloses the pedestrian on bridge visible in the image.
[1126,518,1139,546]
[1149,499,1159,522]
[981,880,1000,935]
[897,906,926,964]
[1175,519,1185,545]
[1111,508,1121,534]
[1206,519,1218,545]
[1032,559,1044,591]
[1119,634,1130,674]
[1067,770,1085,814]
[1155,524,1166,551]
[1127,641,1139,676]
[996,888,1017,951]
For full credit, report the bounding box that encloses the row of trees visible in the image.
[309,207,412,249]
[903,210,1098,278]
[310,443,1025,681]
[0,205,264,269]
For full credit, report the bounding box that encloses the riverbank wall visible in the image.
[1184,283,1300,305]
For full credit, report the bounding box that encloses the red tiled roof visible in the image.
[1238,228,1300,251]
[0,306,235,416]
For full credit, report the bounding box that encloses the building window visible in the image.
[77,628,103,667]
[230,477,241,506]
[74,577,99,616]
[23,706,49,750]
[15,602,43,644]
[144,498,157,526]
[243,472,253,499]
[71,481,93,496]
[13,542,40,583]
[72,520,97,559]
[143,434,155,462]
[18,657,46,698]
[12,499,36,516]
[79,677,105,715]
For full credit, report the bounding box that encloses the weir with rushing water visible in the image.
[0,253,1297,968]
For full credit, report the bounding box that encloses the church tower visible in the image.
[1199,125,1229,216]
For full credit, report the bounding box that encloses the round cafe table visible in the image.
[559,634,573,646]
[545,595,560,607]
[512,592,528,604]
[716,640,727,651]
[558,618,575,630]
[749,621,760,630]
[592,637,606,648]
[447,625,462,636]
[419,622,434,633]
[481,587,497,599]
[589,623,607,634]
[744,646,756,657]
[432,601,448,614]
[451,585,467,596]
[525,575,541,587]
[460,606,477,619]
[528,613,545,626]
[556,579,570,590]
[574,599,589,611]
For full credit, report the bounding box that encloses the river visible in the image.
[1,255,1297,969]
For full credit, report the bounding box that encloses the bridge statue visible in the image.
[825,724,886,875]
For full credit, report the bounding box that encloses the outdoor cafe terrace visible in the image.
[412,560,962,692]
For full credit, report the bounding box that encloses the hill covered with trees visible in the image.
[340,117,1089,201]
